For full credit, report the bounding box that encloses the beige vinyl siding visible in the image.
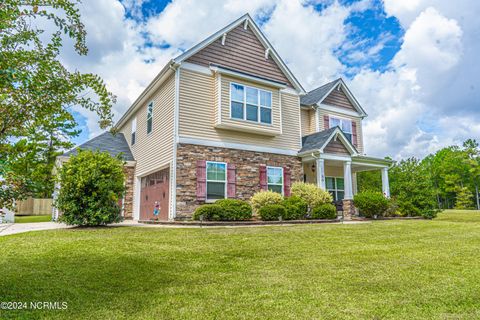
[178,68,301,151]
[318,108,364,154]
[119,73,175,176]
[301,108,317,136]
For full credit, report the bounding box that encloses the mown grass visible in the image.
[1,210,480,319]
[14,215,52,223]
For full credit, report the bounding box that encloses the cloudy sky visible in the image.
[61,0,479,159]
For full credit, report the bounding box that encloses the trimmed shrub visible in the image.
[421,208,438,219]
[291,182,333,210]
[215,199,252,221]
[193,204,224,221]
[384,198,400,217]
[311,203,337,219]
[258,204,287,221]
[353,191,389,218]
[282,196,308,220]
[250,190,284,214]
[55,150,125,226]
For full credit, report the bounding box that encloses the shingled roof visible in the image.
[300,78,340,106]
[300,127,338,154]
[63,132,134,161]
[300,126,357,155]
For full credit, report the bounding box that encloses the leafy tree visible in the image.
[389,158,439,218]
[455,186,474,210]
[1,113,79,200]
[0,0,115,206]
[463,139,480,209]
[55,150,125,226]
[356,170,382,193]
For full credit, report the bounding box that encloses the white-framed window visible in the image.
[147,102,153,134]
[329,117,352,142]
[131,117,137,145]
[230,83,272,124]
[326,176,344,201]
[267,166,283,194]
[206,161,227,201]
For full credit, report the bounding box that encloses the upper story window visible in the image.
[330,117,352,142]
[147,102,153,134]
[230,83,272,124]
[131,117,137,145]
[267,166,283,194]
[206,161,227,201]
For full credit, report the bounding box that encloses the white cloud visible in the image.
[50,0,477,160]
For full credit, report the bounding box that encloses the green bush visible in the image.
[291,182,333,210]
[353,191,389,218]
[193,204,224,221]
[384,198,400,217]
[250,190,284,214]
[282,196,307,220]
[258,204,287,221]
[215,199,252,221]
[55,150,125,226]
[421,209,438,219]
[311,203,337,219]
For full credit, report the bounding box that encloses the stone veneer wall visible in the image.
[122,165,135,219]
[175,143,303,219]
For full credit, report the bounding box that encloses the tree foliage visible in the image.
[357,139,480,215]
[0,0,115,206]
[55,150,125,226]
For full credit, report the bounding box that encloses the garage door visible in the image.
[140,168,170,221]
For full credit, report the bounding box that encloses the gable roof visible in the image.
[63,132,135,161]
[299,126,358,155]
[173,13,305,94]
[301,78,367,117]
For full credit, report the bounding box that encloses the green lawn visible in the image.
[1,210,480,319]
[14,215,52,223]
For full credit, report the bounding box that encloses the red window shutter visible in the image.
[227,163,236,198]
[196,160,206,202]
[323,115,329,130]
[259,165,267,191]
[352,122,358,147]
[283,167,291,197]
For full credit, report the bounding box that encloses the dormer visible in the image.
[300,78,367,154]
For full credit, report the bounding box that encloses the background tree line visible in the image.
[358,139,480,211]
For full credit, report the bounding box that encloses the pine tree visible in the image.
[455,187,474,209]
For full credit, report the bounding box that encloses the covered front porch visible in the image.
[302,154,392,219]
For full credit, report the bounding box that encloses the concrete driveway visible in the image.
[0,222,71,236]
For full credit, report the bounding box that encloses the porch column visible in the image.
[381,167,390,198]
[343,161,353,199]
[316,158,325,190]
[342,161,355,220]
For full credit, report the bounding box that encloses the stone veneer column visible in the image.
[122,165,135,219]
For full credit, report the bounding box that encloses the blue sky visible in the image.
[68,0,479,159]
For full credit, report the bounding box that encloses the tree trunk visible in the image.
[476,183,480,210]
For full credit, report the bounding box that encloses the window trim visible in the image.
[230,82,273,125]
[146,101,153,135]
[206,161,227,202]
[131,117,137,146]
[326,176,345,201]
[267,166,284,195]
[329,116,352,141]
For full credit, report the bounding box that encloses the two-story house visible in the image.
[58,14,392,222]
